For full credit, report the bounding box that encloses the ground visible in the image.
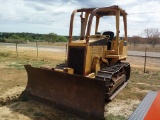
[0,44,160,120]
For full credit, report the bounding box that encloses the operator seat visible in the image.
[102,31,114,50]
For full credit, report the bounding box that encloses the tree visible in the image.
[9,34,20,40]
[8,34,24,43]
[45,33,58,43]
[1,32,68,43]
[143,28,160,47]
[56,36,67,42]
[129,35,142,46]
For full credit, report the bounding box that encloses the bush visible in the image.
[34,112,45,117]
[56,36,67,42]
[0,52,11,57]
[106,114,127,120]
[5,39,26,44]
[0,38,7,42]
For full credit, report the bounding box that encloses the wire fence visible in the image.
[0,42,160,73]
[0,42,66,62]
[127,49,160,73]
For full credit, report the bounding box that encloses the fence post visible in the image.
[65,43,68,61]
[144,48,147,73]
[36,41,38,59]
[16,43,18,57]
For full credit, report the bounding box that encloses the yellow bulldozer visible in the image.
[23,5,130,119]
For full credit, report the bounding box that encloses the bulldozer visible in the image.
[23,5,130,119]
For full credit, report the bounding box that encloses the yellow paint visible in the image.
[66,6,128,76]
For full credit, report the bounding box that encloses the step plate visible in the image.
[129,91,158,120]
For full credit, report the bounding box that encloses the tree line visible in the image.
[129,28,160,47]
[1,28,160,46]
[0,32,68,43]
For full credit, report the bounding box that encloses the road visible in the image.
[0,43,160,58]
[128,51,160,58]
[0,42,66,52]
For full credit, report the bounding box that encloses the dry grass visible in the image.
[0,45,160,120]
[128,43,160,52]
[0,100,81,120]
[30,42,160,52]
[117,58,160,101]
[104,67,160,119]
[0,46,65,62]
[104,57,160,119]
[127,56,160,71]
[28,41,67,46]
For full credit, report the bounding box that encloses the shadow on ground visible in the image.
[0,94,83,120]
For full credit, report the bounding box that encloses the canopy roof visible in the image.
[77,5,127,16]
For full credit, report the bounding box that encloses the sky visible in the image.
[0,0,160,37]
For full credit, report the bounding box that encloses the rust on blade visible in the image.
[23,65,105,119]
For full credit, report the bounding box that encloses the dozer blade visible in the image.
[23,65,106,119]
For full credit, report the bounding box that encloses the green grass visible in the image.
[106,114,127,120]
[19,95,30,102]
[131,68,160,86]
[27,107,34,112]
[1,56,60,70]
[116,89,147,100]
[7,60,48,70]
[116,67,160,100]
[34,112,45,117]
[0,45,159,120]
[8,63,25,70]
[12,103,21,107]
[137,84,152,90]
[0,51,11,57]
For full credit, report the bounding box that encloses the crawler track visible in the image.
[95,62,130,100]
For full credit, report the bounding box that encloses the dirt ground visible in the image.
[0,46,160,120]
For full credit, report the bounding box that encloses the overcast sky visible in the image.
[0,0,160,37]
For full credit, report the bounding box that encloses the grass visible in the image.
[0,47,65,70]
[27,107,34,112]
[0,45,65,63]
[0,51,11,57]
[130,103,140,114]
[106,114,127,120]
[116,89,147,100]
[19,95,30,102]
[106,66,160,119]
[131,68,160,86]
[34,112,45,117]
[116,67,160,101]
[128,43,160,52]
[8,62,25,70]
[7,59,49,70]
[0,44,160,120]
[28,41,67,46]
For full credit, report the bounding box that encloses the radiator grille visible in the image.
[68,46,85,75]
